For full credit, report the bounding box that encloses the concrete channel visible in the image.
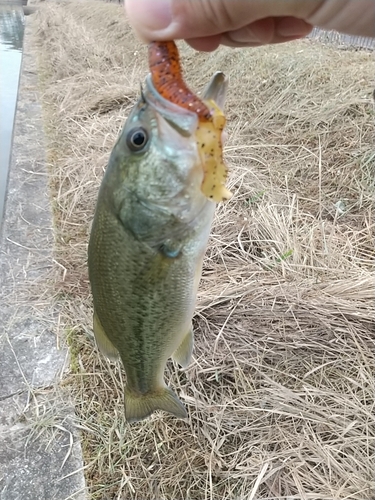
[0,9,87,500]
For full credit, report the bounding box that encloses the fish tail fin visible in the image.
[124,386,188,423]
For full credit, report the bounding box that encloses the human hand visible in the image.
[125,0,375,51]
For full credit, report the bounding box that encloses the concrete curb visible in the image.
[0,19,87,500]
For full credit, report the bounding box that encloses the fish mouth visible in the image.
[143,71,228,137]
[143,74,199,137]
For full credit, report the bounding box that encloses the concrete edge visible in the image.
[0,15,87,500]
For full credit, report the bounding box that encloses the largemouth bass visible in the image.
[88,42,229,423]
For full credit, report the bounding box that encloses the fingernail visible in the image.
[277,17,312,37]
[127,0,172,32]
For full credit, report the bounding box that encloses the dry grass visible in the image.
[33,1,374,499]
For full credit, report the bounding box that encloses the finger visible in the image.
[226,17,312,45]
[125,0,321,42]
[185,35,222,52]
[185,18,312,51]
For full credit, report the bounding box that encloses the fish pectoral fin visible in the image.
[124,386,187,423]
[172,327,194,368]
[93,311,119,361]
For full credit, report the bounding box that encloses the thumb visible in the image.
[125,0,321,42]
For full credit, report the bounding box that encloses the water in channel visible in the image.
[0,0,24,232]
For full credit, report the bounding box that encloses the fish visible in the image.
[88,41,229,423]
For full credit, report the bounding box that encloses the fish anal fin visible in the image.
[124,386,187,423]
[172,327,194,368]
[93,311,119,361]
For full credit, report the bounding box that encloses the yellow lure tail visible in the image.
[197,99,232,202]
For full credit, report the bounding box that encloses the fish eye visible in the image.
[126,127,148,152]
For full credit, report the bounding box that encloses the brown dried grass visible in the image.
[33,1,375,499]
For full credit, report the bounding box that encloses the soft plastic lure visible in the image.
[148,41,232,202]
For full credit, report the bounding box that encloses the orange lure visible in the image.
[148,40,212,120]
[148,41,232,202]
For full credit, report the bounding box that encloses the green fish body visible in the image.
[88,73,227,422]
